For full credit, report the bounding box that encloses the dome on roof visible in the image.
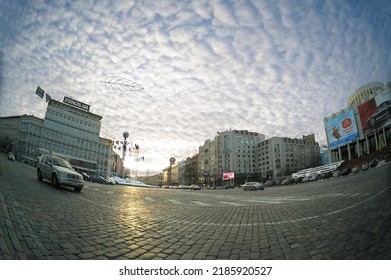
[347,81,384,106]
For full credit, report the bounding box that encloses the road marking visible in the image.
[168,199,183,205]
[219,201,243,206]
[192,201,212,206]
[171,186,391,227]
[145,197,154,202]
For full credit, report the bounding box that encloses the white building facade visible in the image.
[256,137,321,180]
[0,96,121,176]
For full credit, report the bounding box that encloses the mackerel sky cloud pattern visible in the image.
[0,0,390,173]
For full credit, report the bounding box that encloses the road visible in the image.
[0,154,390,260]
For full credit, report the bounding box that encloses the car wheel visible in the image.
[37,169,43,182]
[52,173,60,187]
[252,187,256,191]
[74,187,82,192]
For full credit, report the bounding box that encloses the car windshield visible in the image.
[53,158,72,169]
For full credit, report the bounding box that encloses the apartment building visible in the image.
[256,136,321,180]
[197,129,265,186]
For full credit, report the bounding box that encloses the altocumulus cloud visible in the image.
[0,0,389,173]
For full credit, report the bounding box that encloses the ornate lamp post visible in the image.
[122,131,129,178]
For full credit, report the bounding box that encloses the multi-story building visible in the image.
[256,136,321,180]
[198,137,218,187]
[185,154,199,185]
[167,130,320,186]
[0,115,43,164]
[38,97,103,173]
[196,129,265,186]
[0,96,122,176]
[324,81,391,163]
[177,160,187,185]
[217,129,265,185]
[163,162,179,186]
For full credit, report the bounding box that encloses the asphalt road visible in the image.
[1,154,390,260]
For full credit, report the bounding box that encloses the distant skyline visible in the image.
[1,0,390,174]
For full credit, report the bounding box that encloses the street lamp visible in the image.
[122,131,129,178]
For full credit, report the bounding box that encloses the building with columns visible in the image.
[324,81,391,163]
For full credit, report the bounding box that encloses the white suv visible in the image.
[37,154,84,192]
[241,182,265,191]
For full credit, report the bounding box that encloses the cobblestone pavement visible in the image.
[1,155,390,260]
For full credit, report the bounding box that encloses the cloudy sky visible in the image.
[0,0,390,174]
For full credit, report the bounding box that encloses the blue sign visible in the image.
[326,110,359,149]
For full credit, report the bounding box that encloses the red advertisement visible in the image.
[358,98,377,135]
[223,172,234,180]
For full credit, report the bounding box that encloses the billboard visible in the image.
[358,95,391,136]
[223,172,234,180]
[326,110,359,149]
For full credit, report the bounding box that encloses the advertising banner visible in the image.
[358,95,391,136]
[326,110,359,149]
[223,172,234,180]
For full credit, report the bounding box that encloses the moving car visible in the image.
[241,182,265,191]
[37,154,84,192]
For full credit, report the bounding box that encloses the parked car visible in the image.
[369,158,379,168]
[265,180,276,187]
[241,182,265,191]
[302,176,311,183]
[189,184,201,190]
[36,154,84,192]
[352,165,362,174]
[310,173,323,182]
[8,152,15,161]
[333,170,341,178]
[103,176,115,184]
[80,172,90,181]
[281,178,295,185]
[293,177,304,184]
[90,175,110,184]
[341,168,350,176]
[109,176,120,184]
[361,162,369,171]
